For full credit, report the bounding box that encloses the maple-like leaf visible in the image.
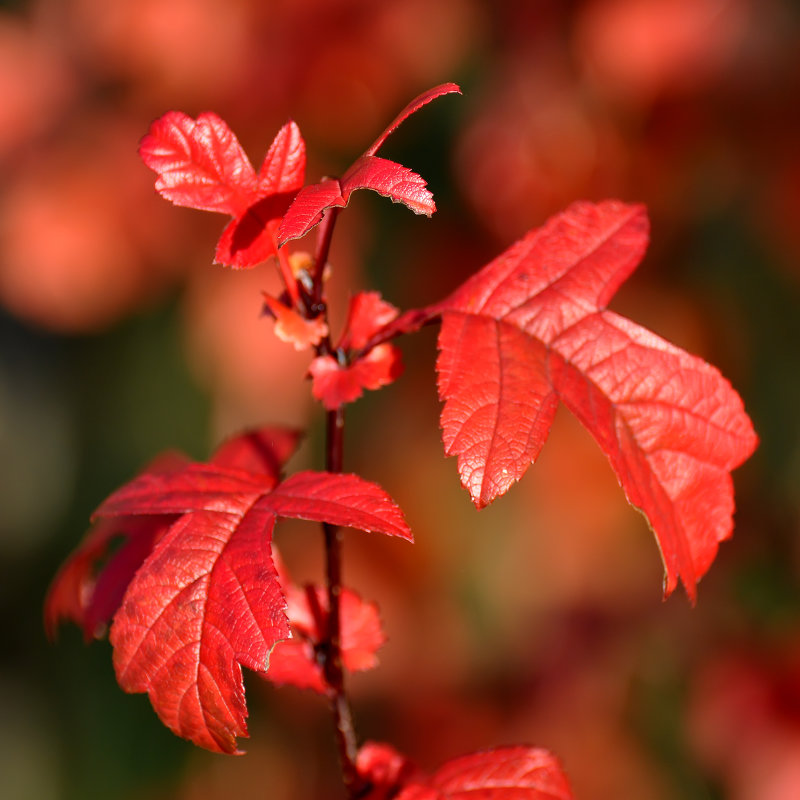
[278,83,461,245]
[139,112,305,267]
[356,742,572,800]
[435,200,757,600]
[98,466,410,753]
[46,427,409,753]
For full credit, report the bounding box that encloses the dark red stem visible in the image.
[322,407,363,797]
[312,207,341,310]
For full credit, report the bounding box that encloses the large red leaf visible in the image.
[435,200,757,600]
[140,113,305,267]
[278,83,460,245]
[97,463,410,752]
[356,742,572,800]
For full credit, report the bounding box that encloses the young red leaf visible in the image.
[278,158,433,245]
[267,584,385,692]
[140,113,305,267]
[339,291,400,350]
[356,742,424,800]
[355,743,573,800]
[139,111,258,217]
[278,84,460,245]
[435,200,757,600]
[309,344,403,410]
[94,462,409,753]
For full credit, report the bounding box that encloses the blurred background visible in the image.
[2,0,799,797]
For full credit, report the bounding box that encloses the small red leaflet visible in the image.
[308,291,405,410]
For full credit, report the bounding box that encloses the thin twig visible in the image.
[322,407,363,796]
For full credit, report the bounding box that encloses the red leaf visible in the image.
[110,503,283,753]
[355,743,572,800]
[356,742,424,800]
[267,584,385,692]
[365,82,462,157]
[140,114,305,267]
[96,462,409,752]
[266,470,412,541]
[210,427,301,476]
[436,200,757,600]
[341,155,435,215]
[339,291,401,351]
[278,84,460,245]
[309,344,403,410]
[397,747,573,800]
[139,111,258,217]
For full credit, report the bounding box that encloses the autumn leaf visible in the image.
[308,291,404,410]
[139,112,305,267]
[98,465,410,753]
[278,83,461,245]
[435,200,757,600]
[266,584,385,693]
[356,742,573,800]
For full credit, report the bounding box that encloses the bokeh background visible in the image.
[2,0,800,798]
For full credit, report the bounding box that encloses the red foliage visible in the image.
[435,200,757,600]
[356,742,573,800]
[46,427,409,753]
[309,291,406,410]
[139,112,305,267]
[267,584,385,693]
[44,70,765,798]
[278,83,461,245]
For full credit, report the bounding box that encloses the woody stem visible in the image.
[322,406,362,797]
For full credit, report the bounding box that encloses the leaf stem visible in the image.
[322,406,362,797]
[276,244,304,313]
